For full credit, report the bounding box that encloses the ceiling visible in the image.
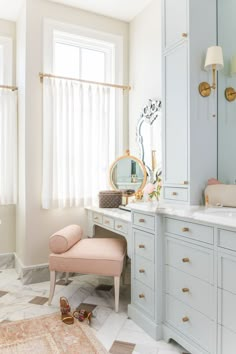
[0,0,153,22]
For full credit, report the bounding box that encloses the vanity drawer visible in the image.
[165,237,213,283]
[218,288,236,333]
[134,255,154,289]
[164,187,188,202]
[218,229,236,252]
[133,212,155,232]
[165,217,214,244]
[134,229,154,262]
[165,294,213,352]
[114,219,127,234]
[93,213,102,224]
[133,279,154,318]
[218,254,236,294]
[102,215,114,229]
[165,265,214,319]
[218,325,236,354]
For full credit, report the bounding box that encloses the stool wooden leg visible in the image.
[48,271,56,305]
[65,272,69,284]
[114,276,120,313]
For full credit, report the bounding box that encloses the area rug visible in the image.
[0,313,108,353]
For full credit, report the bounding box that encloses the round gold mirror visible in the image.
[109,151,147,195]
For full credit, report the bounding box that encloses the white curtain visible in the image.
[42,77,115,209]
[0,89,17,205]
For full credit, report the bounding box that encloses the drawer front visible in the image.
[218,229,236,252]
[165,294,213,352]
[166,266,214,319]
[133,279,154,318]
[93,213,102,224]
[165,237,213,283]
[164,187,188,202]
[218,254,236,294]
[218,325,236,354]
[165,217,214,244]
[133,212,155,232]
[218,288,236,333]
[134,255,154,289]
[134,229,154,262]
[114,219,127,234]
[102,216,114,229]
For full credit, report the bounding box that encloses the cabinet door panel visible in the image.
[164,0,187,49]
[164,43,188,185]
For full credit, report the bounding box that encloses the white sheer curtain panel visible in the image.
[0,89,17,205]
[42,77,115,209]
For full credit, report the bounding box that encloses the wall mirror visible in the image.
[109,151,147,194]
[218,0,236,183]
[136,99,162,183]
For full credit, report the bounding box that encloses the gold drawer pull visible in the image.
[182,288,190,293]
[182,316,189,322]
[172,192,177,196]
[104,220,110,224]
[139,269,145,273]
[139,218,145,223]
[139,244,145,249]
[182,227,189,232]
[182,33,188,38]
[182,258,190,263]
[117,225,122,229]
[139,293,145,299]
[183,181,188,185]
[94,217,99,220]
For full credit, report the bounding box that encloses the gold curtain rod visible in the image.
[0,85,18,91]
[39,72,131,91]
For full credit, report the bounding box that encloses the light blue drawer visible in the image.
[164,187,188,202]
[218,254,236,294]
[218,325,236,354]
[218,229,236,252]
[134,229,154,262]
[134,255,154,289]
[165,217,214,244]
[133,279,154,318]
[133,212,155,232]
[218,288,236,333]
[93,213,102,224]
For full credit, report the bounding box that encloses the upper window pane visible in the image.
[0,46,3,83]
[81,48,105,82]
[54,42,80,78]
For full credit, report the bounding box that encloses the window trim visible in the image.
[0,36,13,85]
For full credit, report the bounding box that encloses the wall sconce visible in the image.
[225,55,236,102]
[199,46,224,97]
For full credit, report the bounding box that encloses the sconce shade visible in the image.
[204,46,224,71]
[231,55,236,75]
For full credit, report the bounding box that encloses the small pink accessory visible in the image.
[143,183,155,194]
[207,178,221,185]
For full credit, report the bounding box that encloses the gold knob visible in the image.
[139,244,145,249]
[182,288,190,293]
[139,293,145,298]
[182,33,188,38]
[183,181,188,185]
[182,227,189,232]
[139,269,145,273]
[139,218,145,223]
[117,225,122,229]
[182,316,189,322]
[94,217,98,220]
[104,220,110,224]
[172,192,177,196]
[182,258,190,263]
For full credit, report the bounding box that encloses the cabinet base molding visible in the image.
[128,304,162,340]
[163,324,209,354]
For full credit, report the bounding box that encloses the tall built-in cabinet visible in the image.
[162,0,217,205]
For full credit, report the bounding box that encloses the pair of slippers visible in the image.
[60,297,92,325]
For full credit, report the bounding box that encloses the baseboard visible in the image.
[14,253,50,285]
[0,253,15,270]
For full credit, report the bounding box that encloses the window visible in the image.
[0,36,12,84]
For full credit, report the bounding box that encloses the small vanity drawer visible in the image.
[218,288,236,333]
[164,187,188,202]
[165,237,213,283]
[133,212,155,232]
[218,325,236,354]
[166,265,214,318]
[218,229,236,252]
[133,279,154,318]
[165,294,213,352]
[218,254,236,294]
[165,217,214,244]
[102,216,114,229]
[114,220,127,234]
[134,229,154,262]
[93,213,102,224]
[134,255,154,289]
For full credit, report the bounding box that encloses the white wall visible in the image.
[0,19,16,254]
[129,0,162,157]
[16,0,129,266]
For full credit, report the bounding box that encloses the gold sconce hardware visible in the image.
[172,192,177,196]
[182,227,189,232]
[139,218,145,223]
[139,244,145,249]
[182,257,190,263]
[139,293,145,299]
[199,46,224,97]
[225,87,236,102]
[182,288,190,293]
[139,269,145,273]
[182,316,189,322]
[182,33,188,38]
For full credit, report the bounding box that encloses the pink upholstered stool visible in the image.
[48,225,127,312]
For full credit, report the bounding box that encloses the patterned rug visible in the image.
[0,313,108,353]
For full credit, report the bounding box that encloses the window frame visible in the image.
[0,36,13,85]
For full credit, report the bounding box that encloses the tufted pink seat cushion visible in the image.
[49,224,83,254]
[49,238,126,276]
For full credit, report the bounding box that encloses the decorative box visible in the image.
[99,190,123,208]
